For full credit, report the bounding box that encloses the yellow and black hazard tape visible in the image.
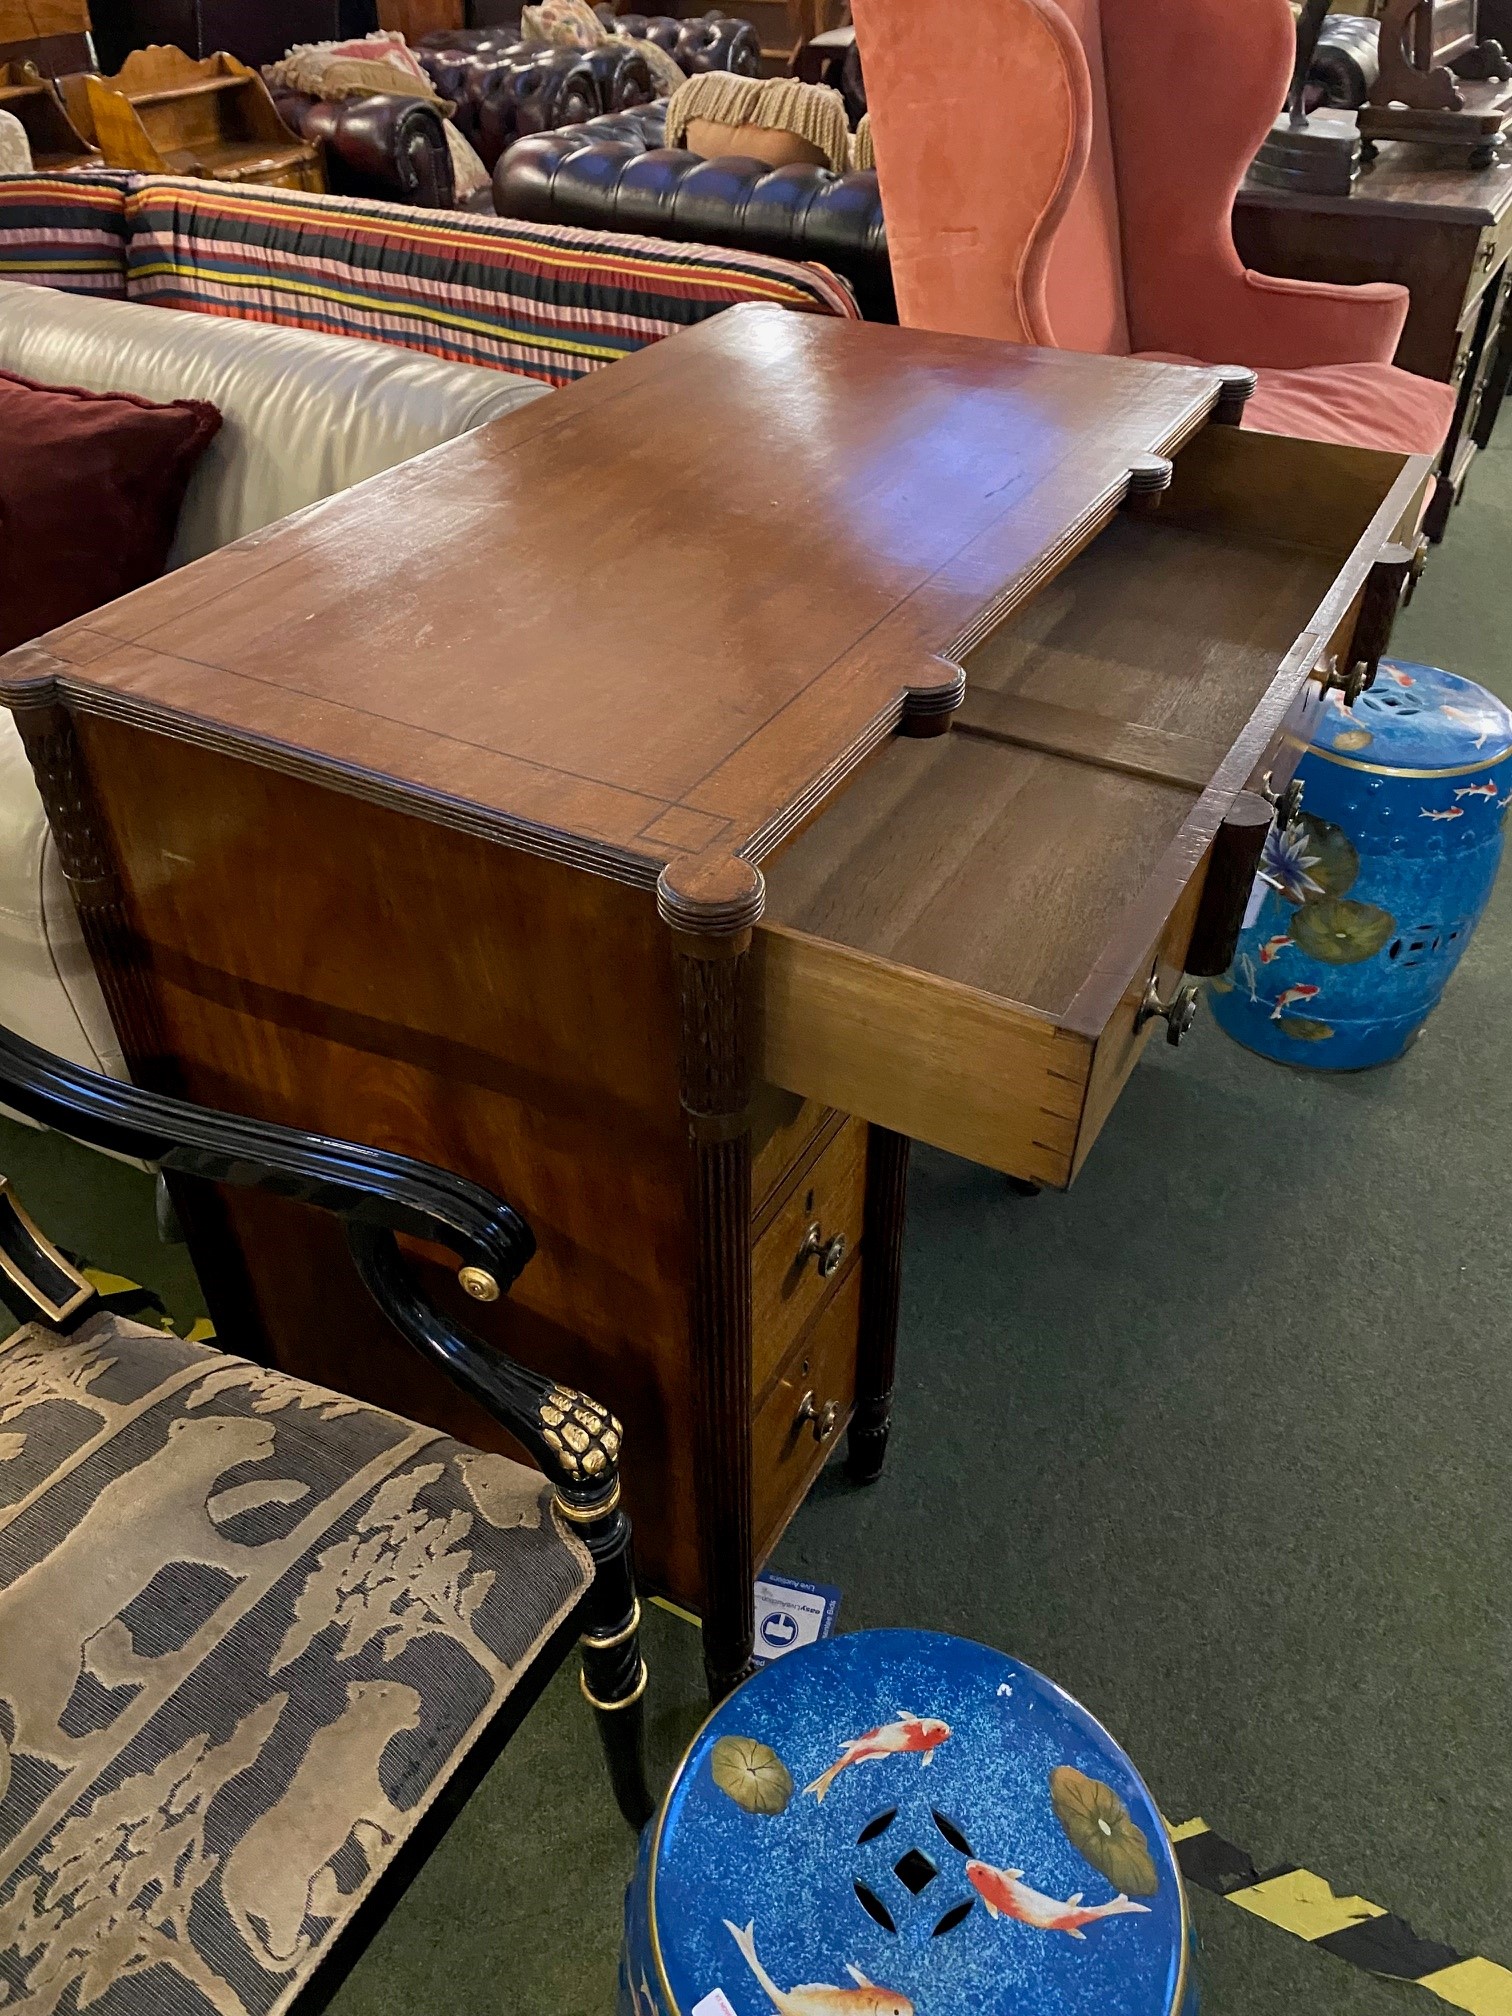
[1170,1818,1512,2015]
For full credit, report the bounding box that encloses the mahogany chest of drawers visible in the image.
[0,310,1430,1696]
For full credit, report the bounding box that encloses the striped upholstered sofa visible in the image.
[0,168,859,385]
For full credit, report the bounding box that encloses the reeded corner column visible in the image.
[659,851,764,1704]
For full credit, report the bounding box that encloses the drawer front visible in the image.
[751,1085,834,1219]
[753,1264,860,1559]
[1476,211,1512,297]
[760,923,1096,1187]
[752,1117,867,1401]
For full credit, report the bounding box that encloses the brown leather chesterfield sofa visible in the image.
[416,31,642,170]
[610,10,761,76]
[414,12,758,172]
[493,101,893,320]
[269,88,457,205]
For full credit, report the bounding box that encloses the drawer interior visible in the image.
[763,478,1357,1022]
[755,426,1424,1182]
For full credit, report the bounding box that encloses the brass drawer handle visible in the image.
[1316,651,1370,708]
[799,1222,847,1278]
[1261,769,1304,829]
[1135,970,1200,1047]
[795,1389,840,1443]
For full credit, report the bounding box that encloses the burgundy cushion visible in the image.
[0,371,222,654]
[1138,351,1457,458]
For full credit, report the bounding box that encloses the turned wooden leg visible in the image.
[847,1125,909,1486]
[662,858,762,1705]
[574,1493,655,1831]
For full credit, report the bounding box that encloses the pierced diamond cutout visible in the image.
[893,1849,937,1895]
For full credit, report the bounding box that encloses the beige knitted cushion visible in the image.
[0,1313,591,2015]
[665,72,852,172]
[0,111,31,176]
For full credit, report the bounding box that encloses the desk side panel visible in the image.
[70,712,703,1598]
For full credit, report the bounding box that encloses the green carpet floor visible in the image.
[2,440,1508,2015]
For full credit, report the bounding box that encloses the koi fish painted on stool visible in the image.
[802,1714,951,1803]
[965,1861,1153,1940]
[724,1920,913,2014]
[1269,983,1319,1020]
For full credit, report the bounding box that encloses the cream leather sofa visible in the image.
[0,283,549,1077]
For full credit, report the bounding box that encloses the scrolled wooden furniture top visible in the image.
[0,309,1223,932]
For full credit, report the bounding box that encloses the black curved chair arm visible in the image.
[348,1223,624,1516]
[0,1022,534,1294]
[0,1019,652,1823]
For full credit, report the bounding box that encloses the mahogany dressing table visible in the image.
[0,311,1430,1698]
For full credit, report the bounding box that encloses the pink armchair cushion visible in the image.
[1241,362,1457,454]
[1101,0,1409,370]
[1139,352,1458,456]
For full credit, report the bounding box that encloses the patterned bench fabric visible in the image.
[0,173,131,296]
[123,176,860,386]
[0,1313,591,2016]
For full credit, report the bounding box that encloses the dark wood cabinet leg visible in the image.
[847,1125,910,1486]
[664,862,761,1705]
[1473,303,1512,451]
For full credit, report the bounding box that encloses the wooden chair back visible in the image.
[0,57,99,161]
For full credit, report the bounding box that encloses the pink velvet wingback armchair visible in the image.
[853,0,1456,458]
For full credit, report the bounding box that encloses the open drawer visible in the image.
[755,423,1431,1188]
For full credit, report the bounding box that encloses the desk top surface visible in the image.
[2,309,1219,931]
[1238,133,1512,224]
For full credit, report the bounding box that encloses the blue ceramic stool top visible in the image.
[622,1630,1189,2016]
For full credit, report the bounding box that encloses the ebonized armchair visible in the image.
[0,1021,651,2015]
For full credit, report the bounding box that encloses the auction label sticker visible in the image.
[751,1572,841,1664]
[692,1991,739,2016]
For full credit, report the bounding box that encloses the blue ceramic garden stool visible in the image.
[620,1629,1195,2016]
[1210,659,1512,1069]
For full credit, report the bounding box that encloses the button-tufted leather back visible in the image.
[496,107,891,320]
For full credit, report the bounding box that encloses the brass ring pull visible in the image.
[795,1389,840,1443]
[798,1223,847,1278]
[1134,970,1201,1048]
[1317,652,1369,708]
[1260,769,1304,830]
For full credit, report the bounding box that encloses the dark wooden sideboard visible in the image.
[0,312,1430,1698]
[1234,138,1512,540]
